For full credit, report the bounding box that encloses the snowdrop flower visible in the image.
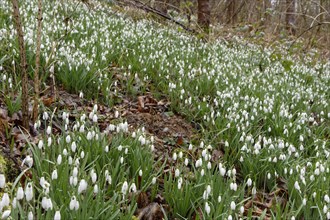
[139,170,143,177]
[172,152,177,161]
[302,198,307,206]
[1,210,11,219]
[94,185,99,194]
[129,183,137,193]
[294,181,301,193]
[38,140,44,149]
[1,193,10,207]
[195,158,202,168]
[252,186,257,195]
[200,169,205,176]
[16,187,24,200]
[92,114,98,123]
[184,158,189,166]
[65,135,71,144]
[47,137,52,146]
[52,170,58,180]
[12,197,17,208]
[43,112,49,121]
[69,196,79,211]
[22,155,33,168]
[57,155,62,165]
[73,167,78,177]
[41,197,53,210]
[325,194,330,203]
[80,151,85,159]
[230,182,237,191]
[228,215,233,220]
[240,206,244,214]
[71,141,77,152]
[175,169,180,177]
[28,211,33,220]
[0,174,5,188]
[90,170,97,183]
[104,145,109,152]
[205,202,210,215]
[121,181,128,195]
[25,182,33,201]
[247,178,252,187]
[87,131,93,140]
[78,179,88,194]
[230,201,236,210]
[54,211,61,220]
[152,177,157,185]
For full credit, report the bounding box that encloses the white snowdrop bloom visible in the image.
[291,216,295,220]
[325,194,330,203]
[120,157,124,164]
[12,197,17,208]
[207,162,212,170]
[323,205,328,214]
[218,195,222,203]
[78,179,88,194]
[247,178,252,187]
[206,185,211,194]
[115,110,119,118]
[201,169,205,176]
[89,111,94,120]
[93,104,98,112]
[28,211,33,220]
[46,126,52,135]
[225,141,229,147]
[188,144,193,150]
[124,148,128,154]
[94,185,99,194]
[104,145,109,152]
[47,137,52,146]
[184,158,189,166]
[71,142,77,152]
[175,169,180,177]
[117,145,123,151]
[294,181,301,193]
[252,186,257,195]
[92,114,98,123]
[65,135,71,144]
[267,173,271,179]
[1,210,11,219]
[230,201,236,210]
[178,151,183,159]
[228,215,233,220]
[230,182,237,191]
[25,182,33,201]
[121,181,128,195]
[129,183,137,193]
[205,202,210,215]
[0,174,5,188]
[195,158,202,168]
[73,167,78,177]
[87,131,93,140]
[327,212,330,220]
[69,196,79,210]
[240,206,244,214]
[43,112,49,121]
[16,186,24,200]
[63,149,68,156]
[62,112,67,121]
[68,156,73,165]
[302,198,307,206]
[172,152,177,161]
[152,177,157,185]
[91,171,97,183]
[79,91,84,99]
[54,211,61,220]
[42,197,53,210]
[150,144,155,151]
[38,140,44,149]
[80,151,85,159]
[314,168,320,175]
[52,169,58,180]
[79,124,85,133]
[1,193,10,207]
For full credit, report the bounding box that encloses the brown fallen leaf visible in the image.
[137,191,149,209]
[136,202,164,220]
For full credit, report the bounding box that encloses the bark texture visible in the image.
[12,0,29,129]
[197,0,210,32]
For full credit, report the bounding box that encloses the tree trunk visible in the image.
[227,0,237,24]
[197,0,210,32]
[32,0,43,123]
[12,0,29,129]
[285,0,296,35]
